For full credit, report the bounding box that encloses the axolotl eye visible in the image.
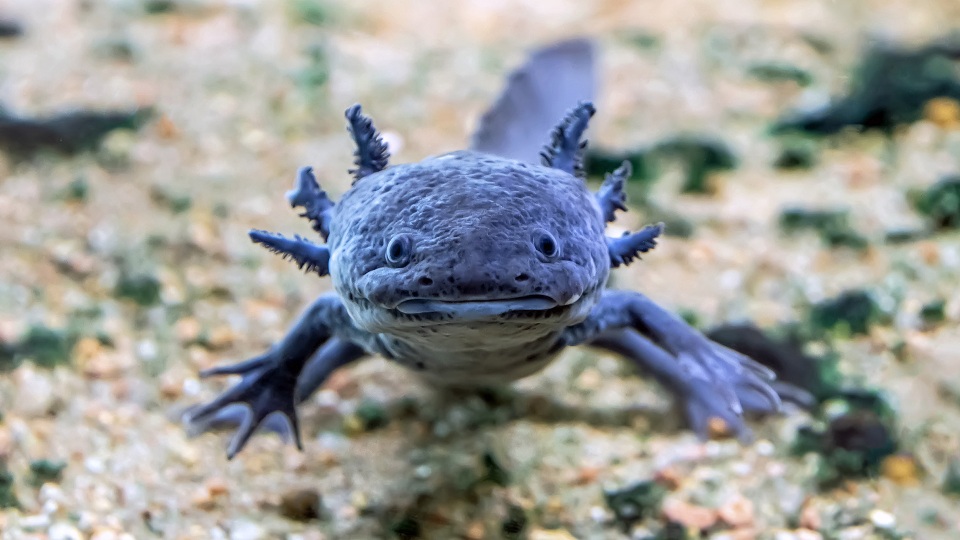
[533,230,560,259]
[385,234,414,267]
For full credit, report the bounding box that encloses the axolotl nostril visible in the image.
[183,39,805,459]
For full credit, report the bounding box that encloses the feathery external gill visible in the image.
[249,230,331,276]
[286,166,336,241]
[540,101,595,179]
[345,104,390,183]
[607,222,665,267]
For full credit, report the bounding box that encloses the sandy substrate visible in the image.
[0,1,959,538]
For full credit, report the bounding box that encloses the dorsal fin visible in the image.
[470,38,596,163]
[540,101,595,178]
[345,104,389,182]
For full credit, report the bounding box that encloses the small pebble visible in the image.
[799,498,822,530]
[528,528,578,540]
[711,530,757,540]
[278,488,323,522]
[924,97,960,129]
[868,509,896,529]
[774,531,823,540]
[228,520,267,540]
[718,495,754,528]
[90,530,120,540]
[463,521,485,540]
[48,523,84,540]
[589,505,609,523]
[136,340,158,361]
[655,466,682,490]
[836,525,870,540]
[707,417,731,439]
[881,454,920,485]
[314,389,340,408]
[84,457,106,474]
[350,491,367,510]
[631,525,656,539]
[12,366,55,418]
[755,440,775,456]
[0,428,12,459]
[662,498,718,530]
[20,514,52,530]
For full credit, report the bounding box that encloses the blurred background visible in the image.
[0,0,959,538]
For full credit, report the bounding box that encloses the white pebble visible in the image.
[84,457,106,474]
[137,340,158,361]
[869,509,896,529]
[42,499,59,514]
[837,526,869,540]
[631,525,655,539]
[414,465,432,479]
[704,441,722,457]
[316,432,349,452]
[48,522,84,540]
[589,506,609,523]
[229,519,267,540]
[12,367,55,418]
[719,269,743,290]
[39,483,66,503]
[755,439,775,456]
[766,462,787,477]
[731,461,752,476]
[182,378,202,396]
[314,389,340,408]
[20,514,51,530]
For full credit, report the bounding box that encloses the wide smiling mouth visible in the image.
[394,294,566,320]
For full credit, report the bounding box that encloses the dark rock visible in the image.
[706,323,839,401]
[29,460,66,486]
[278,488,323,521]
[0,107,153,159]
[779,207,869,249]
[808,289,883,336]
[772,35,960,136]
[912,176,960,231]
[604,480,667,531]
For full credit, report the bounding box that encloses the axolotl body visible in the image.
[184,39,806,458]
[184,96,793,458]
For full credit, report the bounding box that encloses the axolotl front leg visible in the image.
[183,294,368,458]
[563,291,784,441]
[536,101,797,440]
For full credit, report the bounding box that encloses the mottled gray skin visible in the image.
[183,42,802,459]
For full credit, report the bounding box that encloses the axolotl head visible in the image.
[327,151,609,345]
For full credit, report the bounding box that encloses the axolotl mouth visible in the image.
[394,294,579,321]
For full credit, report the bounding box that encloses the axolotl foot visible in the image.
[589,329,813,441]
[182,354,303,459]
[183,337,368,448]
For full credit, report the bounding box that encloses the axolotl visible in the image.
[183,42,795,459]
